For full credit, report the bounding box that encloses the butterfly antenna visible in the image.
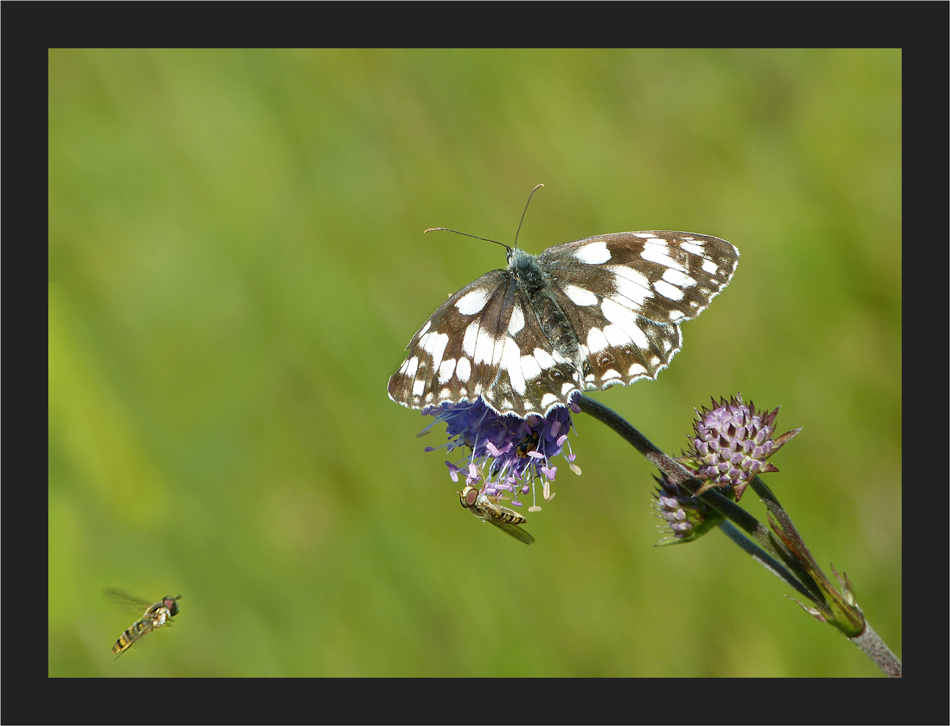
[513,183,544,250]
[423,227,508,251]
[424,183,544,252]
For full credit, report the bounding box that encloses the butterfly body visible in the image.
[389,231,738,418]
[508,246,582,370]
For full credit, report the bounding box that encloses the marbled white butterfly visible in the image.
[388,214,738,418]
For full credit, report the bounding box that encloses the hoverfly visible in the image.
[458,485,535,545]
[107,590,181,658]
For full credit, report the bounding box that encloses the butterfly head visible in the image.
[507,246,544,285]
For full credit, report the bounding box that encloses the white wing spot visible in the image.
[412,378,425,397]
[662,268,696,288]
[462,321,479,357]
[701,259,719,275]
[602,323,632,347]
[540,392,559,409]
[532,347,557,371]
[473,327,497,365]
[455,357,471,382]
[520,352,542,381]
[564,284,598,306]
[405,356,419,378]
[608,267,653,307]
[508,304,525,335]
[437,358,457,384]
[455,288,490,315]
[641,239,685,271]
[654,280,685,301]
[601,299,650,349]
[420,331,449,371]
[680,240,705,256]
[586,327,609,355]
[574,241,611,264]
[503,338,527,395]
[627,362,648,376]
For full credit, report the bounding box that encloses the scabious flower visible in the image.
[419,398,581,510]
[685,392,801,501]
[652,471,724,546]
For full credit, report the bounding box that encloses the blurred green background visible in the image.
[49,49,900,677]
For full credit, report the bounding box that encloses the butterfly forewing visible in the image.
[540,232,737,325]
[389,229,738,418]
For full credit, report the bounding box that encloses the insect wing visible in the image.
[476,494,527,526]
[537,232,738,327]
[536,232,739,396]
[106,589,156,613]
[483,513,536,545]
[459,486,535,545]
[388,268,515,412]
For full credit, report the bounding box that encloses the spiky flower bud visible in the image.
[652,471,724,546]
[686,393,801,501]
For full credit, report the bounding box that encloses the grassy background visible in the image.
[49,49,901,677]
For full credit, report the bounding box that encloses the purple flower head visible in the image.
[686,392,801,501]
[420,397,580,510]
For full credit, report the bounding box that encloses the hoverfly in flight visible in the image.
[107,590,181,658]
[458,485,535,545]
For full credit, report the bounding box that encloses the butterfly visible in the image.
[388,223,738,419]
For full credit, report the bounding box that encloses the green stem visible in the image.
[575,394,901,677]
[576,394,817,598]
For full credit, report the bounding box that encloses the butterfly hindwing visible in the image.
[547,279,685,393]
[483,283,583,415]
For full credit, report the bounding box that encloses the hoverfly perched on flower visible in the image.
[458,485,535,545]
[107,590,181,658]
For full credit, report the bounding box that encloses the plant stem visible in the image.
[575,394,901,677]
